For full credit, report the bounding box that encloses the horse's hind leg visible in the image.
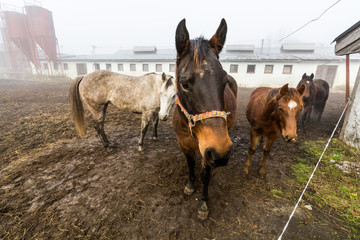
[138,112,152,151]
[152,111,159,141]
[244,128,260,174]
[259,135,276,176]
[92,103,110,148]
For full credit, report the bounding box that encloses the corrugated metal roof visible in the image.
[60,46,360,62]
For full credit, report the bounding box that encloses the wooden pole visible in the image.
[346,54,350,104]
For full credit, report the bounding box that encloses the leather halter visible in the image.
[175,95,230,132]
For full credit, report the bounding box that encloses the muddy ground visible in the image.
[0,78,353,239]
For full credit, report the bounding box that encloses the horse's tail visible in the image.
[69,76,86,137]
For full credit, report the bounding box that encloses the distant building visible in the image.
[57,43,360,89]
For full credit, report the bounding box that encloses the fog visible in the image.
[1,0,359,55]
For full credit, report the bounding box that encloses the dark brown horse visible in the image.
[244,83,305,176]
[173,19,237,219]
[297,73,330,127]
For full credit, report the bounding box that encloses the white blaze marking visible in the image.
[306,81,310,84]
[288,100,297,109]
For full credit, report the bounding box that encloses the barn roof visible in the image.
[60,44,360,62]
[333,21,360,56]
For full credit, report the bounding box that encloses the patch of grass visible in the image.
[270,189,283,196]
[292,139,360,238]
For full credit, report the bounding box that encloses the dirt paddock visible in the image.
[0,78,352,239]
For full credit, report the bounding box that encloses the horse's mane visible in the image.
[165,76,173,90]
[144,72,156,76]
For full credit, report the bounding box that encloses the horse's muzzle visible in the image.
[284,135,297,143]
[159,114,168,121]
[204,145,233,167]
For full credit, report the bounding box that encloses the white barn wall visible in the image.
[56,55,360,90]
[222,61,320,88]
[61,61,176,79]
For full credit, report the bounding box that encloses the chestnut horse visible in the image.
[297,73,330,127]
[244,83,305,176]
[173,19,237,219]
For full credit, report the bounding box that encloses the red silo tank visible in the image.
[25,6,57,64]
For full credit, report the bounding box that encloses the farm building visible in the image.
[335,20,360,151]
[57,43,360,89]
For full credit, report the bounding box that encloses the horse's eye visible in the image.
[278,107,283,112]
[181,82,190,90]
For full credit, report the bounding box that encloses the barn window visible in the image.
[76,63,87,75]
[169,64,175,72]
[106,63,112,71]
[63,63,68,70]
[130,64,136,71]
[264,65,273,74]
[230,64,238,73]
[283,65,293,74]
[94,63,100,70]
[142,64,149,72]
[156,64,162,72]
[118,64,124,71]
[247,64,256,73]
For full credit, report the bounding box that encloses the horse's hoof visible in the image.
[198,202,209,220]
[259,169,266,178]
[153,136,158,141]
[184,183,195,196]
[103,142,111,148]
[243,167,249,175]
[138,146,143,152]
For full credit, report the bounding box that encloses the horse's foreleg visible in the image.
[306,106,313,123]
[138,112,151,151]
[198,165,211,220]
[244,128,260,174]
[152,112,159,140]
[259,135,276,176]
[183,151,196,196]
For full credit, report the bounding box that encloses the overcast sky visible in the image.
[1,0,359,55]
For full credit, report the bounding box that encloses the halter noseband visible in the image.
[175,95,231,131]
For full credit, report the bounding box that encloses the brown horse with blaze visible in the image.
[173,18,237,219]
[244,83,305,176]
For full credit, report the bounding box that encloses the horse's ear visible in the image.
[209,18,227,54]
[278,83,289,99]
[302,73,307,79]
[310,73,314,80]
[297,84,306,96]
[162,72,166,82]
[175,19,190,57]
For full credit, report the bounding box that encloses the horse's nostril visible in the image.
[205,148,214,162]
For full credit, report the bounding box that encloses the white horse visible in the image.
[69,70,176,151]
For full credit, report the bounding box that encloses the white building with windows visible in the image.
[58,44,360,89]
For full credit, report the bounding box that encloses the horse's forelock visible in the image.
[165,76,173,90]
[190,37,208,69]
